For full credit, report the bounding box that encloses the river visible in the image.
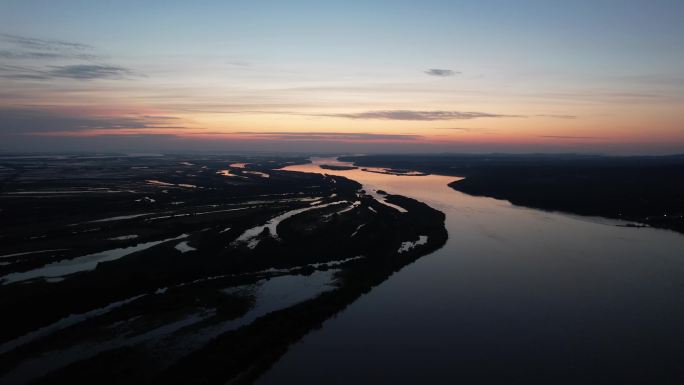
[257,157,684,384]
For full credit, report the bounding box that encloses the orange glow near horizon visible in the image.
[20,106,684,153]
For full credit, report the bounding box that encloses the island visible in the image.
[361,167,428,176]
[319,164,358,171]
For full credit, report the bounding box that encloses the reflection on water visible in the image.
[1,234,188,284]
[232,200,345,249]
[225,270,337,320]
[0,271,338,385]
[258,157,684,384]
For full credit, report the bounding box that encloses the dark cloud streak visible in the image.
[0,33,93,52]
[540,135,604,140]
[537,114,577,119]
[0,34,137,80]
[0,49,98,61]
[47,64,135,80]
[0,107,185,134]
[233,131,421,141]
[0,64,136,80]
[0,33,98,61]
[314,110,522,121]
[425,69,459,77]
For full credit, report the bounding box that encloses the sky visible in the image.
[1,0,683,154]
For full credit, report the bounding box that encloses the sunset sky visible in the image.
[1,0,683,154]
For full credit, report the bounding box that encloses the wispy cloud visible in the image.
[47,65,134,80]
[0,107,184,134]
[425,68,459,77]
[233,131,421,141]
[0,50,98,61]
[0,33,98,61]
[539,135,604,140]
[0,64,46,80]
[1,33,92,51]
[314,110,521,121]
[0,62,136,81]
[530,90,673,104]
[537,114,577,119]
[432,127,500,135]
[0,34,137,80]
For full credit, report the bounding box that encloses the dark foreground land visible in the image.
[341,153,684,234]
[0,153,446,385]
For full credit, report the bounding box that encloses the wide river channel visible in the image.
[257,157,684,384]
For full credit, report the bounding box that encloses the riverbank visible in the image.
[255,156,684,385]
[341,154,684,234]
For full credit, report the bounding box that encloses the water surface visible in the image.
[258,157,684,384]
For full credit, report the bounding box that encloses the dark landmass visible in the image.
[319,164,357,171]
[362,167,428,176]
[0,153,446,385]
[341,153,684,234]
